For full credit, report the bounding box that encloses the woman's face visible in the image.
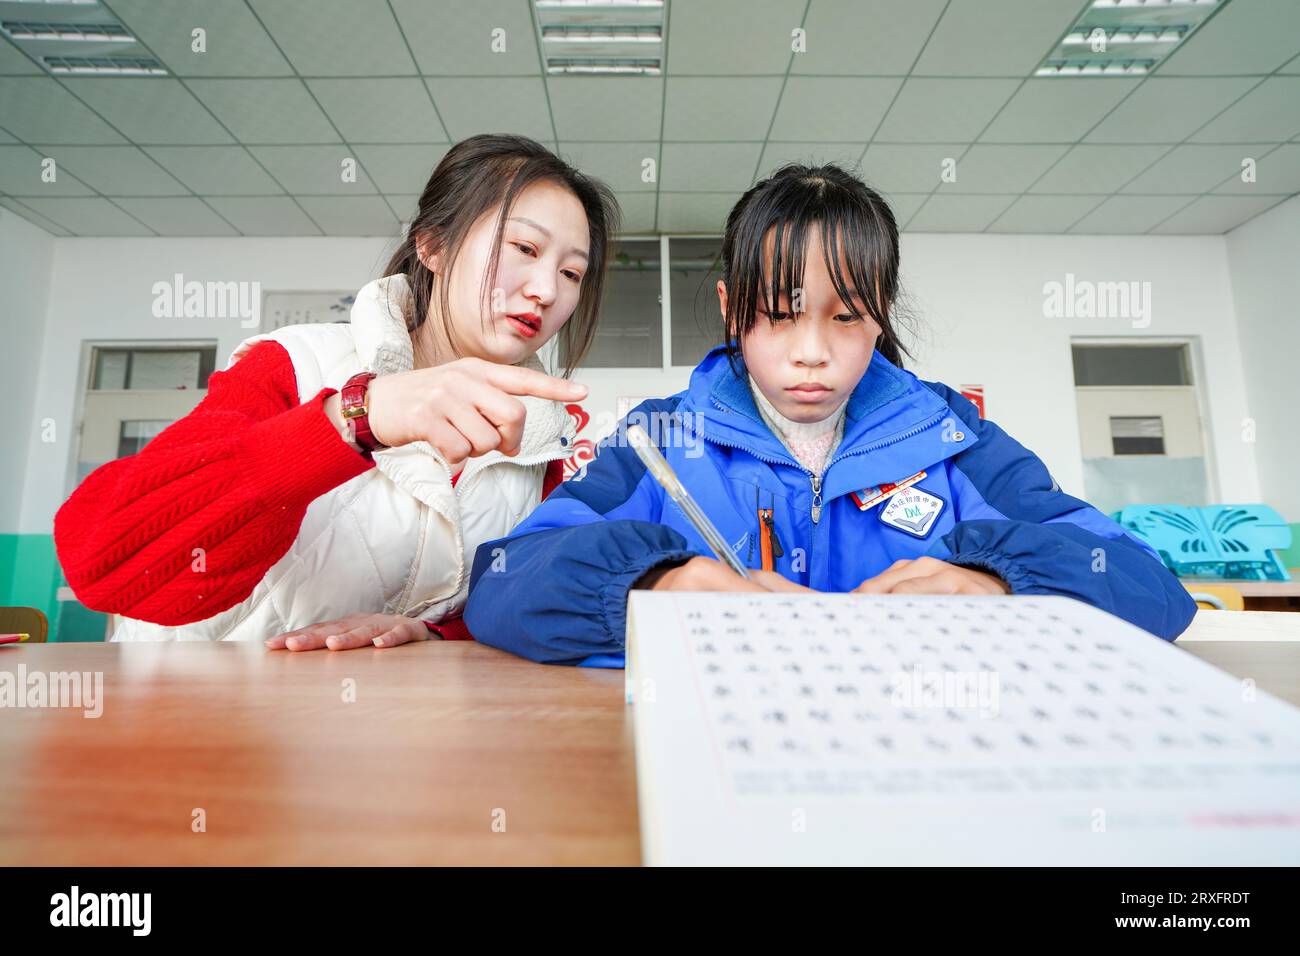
[720,227,882,424]
[422,179,590,366]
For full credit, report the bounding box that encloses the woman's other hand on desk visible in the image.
[265,613,430,651]
[636,556,812,593]
[854,557,1010,596]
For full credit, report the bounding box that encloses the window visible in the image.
[91,347,217,391]
[1110,416,1166,455]
[1071,345,1189,387]
[669,237,725,366]
[117,420,172,458]
[563,239,661,368]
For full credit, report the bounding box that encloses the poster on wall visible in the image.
[262,291,356,332]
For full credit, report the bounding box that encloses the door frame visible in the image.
[1069,334,1220,506]
[65,337,219,497]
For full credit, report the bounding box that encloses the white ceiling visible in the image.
[0,0,1297,238]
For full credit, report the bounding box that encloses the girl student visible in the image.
[462,162,1197,665]
[55,134,618,650]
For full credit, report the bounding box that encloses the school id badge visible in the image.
[878,487,946,538]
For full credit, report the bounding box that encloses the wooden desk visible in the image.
[1183,575,1300,611]
[0,641,640,866]
[1,614,1296,867]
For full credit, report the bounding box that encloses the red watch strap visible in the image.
[340,371,386,457]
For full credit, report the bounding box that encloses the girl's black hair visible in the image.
[384,133,620,377]
[719,162,912,372]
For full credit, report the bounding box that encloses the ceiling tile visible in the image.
[1029,145,1172,194]
[759,142,866,178]
[1069,195,1192,234]
[0,78,126,144]
[1213,144,1300,195]
[34,146,189,196]
[307,78,447,144]
[770,77,901,140]
[549,77,664,142]
[114,197,238,235]
[615,193,656,233]
[1188,77,1300,144]
[385,195,419,226]
[558,142,659,193]
[986,195,1105,234]
[19,198,153,235]
[61,78,233,145]
[938,144,1070,193]
[296,195,400,236]
[979,79,1142,143]
[246,0,416,76]
[1157,0,1300,76]
[389,0,541,75]
[912,0,1084,77]
[861,143,967,193]
[663,77,782,140]
[0,145,95,196]
[206,196,322,236]
[906,194,1016,232]
[1121,144,1269,195]
[352,144,448,194]
[0,129,14,143]
[659,142,762,192]
[427,78,553,142]
[791,0,945,75]
[108,0,293,77]
[667,0,807,75]
[878,192,928,228]
[144,146,286,195]
[188,79,340,143]
[0,36,41,74]
[657,193,738,233]
[0,198,72,236]
[247,145,378,194]
[1150,195,1289,234]
[874,78,1020,142]
[1083,78,1258,143]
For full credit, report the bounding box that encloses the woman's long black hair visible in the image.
[719,162,912,372]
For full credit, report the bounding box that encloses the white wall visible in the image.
[16,228,1268,533]
[899,233,1258,507]
[1,209,54,533]
[1225,195,1300,523]
[17,236,396,533]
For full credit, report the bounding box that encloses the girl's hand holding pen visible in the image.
[636,556,812,593]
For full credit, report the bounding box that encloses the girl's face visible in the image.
[421,179,590,366]
[719,228,882,424]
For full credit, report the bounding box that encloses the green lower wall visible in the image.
[0,534,107,642]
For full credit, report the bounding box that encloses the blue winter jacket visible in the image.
[464,346,1197,665]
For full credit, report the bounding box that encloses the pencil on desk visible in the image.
[0,633,31,644]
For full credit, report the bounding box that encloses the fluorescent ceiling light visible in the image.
[1062,28,1186,44]
[536,1,663,8]
[547,57,661,74]
[1037,0,1220,77]
[542,25,661,43]
[3,21,132,42]
[44,55,166,75]
[1036,60,1152,76]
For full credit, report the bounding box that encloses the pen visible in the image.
[0,633,31,644]
[625,424,752,580]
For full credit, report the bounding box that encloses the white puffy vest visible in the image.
[112,275,576,642]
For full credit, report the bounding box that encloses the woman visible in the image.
[55,134,619,650]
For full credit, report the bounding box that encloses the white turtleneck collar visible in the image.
[748,374,848,476]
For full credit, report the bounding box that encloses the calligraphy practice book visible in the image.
[626,592,1300,866]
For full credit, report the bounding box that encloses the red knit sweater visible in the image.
[54,341,568,636]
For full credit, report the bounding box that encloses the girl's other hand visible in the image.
[637,555,813,593]
[853,557,1009,595]
[265,613,431,651]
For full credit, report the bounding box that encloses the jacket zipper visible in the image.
[705,398,948,527]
